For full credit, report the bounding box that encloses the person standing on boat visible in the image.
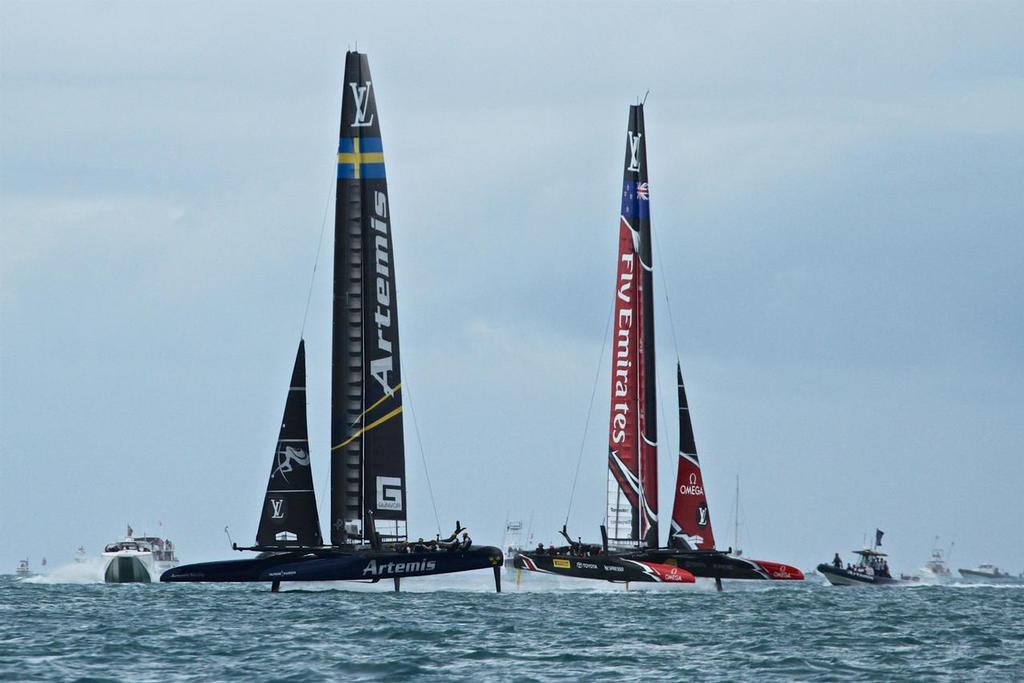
[833,553,842,569]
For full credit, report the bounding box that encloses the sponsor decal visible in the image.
[349,81,375,127]
[627,131,643,172]
[679,472,705,496]
[552,558,571,569]
[576,562,599,570]
[272,445,310,482]
[606,565,625,572]
[269,497,286,520]
[362,558,437,577]
[696,503,710,528]
[369,190,396,394]
[611,251,635,445]
[376,476,403,511]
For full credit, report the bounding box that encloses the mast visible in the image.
[606,104,658,548]
[330,51,407,545]
[733,475,740,554]
[256,340,323,548]
[667,362,716,550]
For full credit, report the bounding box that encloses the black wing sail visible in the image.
[256,340,323,548]
[331,51,407,545]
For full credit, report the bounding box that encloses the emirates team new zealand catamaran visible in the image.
[514,104,802,589]
[162,51,502,592]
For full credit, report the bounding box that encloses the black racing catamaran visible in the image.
[162,51,502,592]
[514,104,802,589]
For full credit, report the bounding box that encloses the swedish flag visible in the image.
[337,137,385,179]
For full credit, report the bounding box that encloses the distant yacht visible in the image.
[15,559,31,577]
[102,526,179,583]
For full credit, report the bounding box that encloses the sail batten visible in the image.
[331,51,407,545]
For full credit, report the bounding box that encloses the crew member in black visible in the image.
[833,553,842,569]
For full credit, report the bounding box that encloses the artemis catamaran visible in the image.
[162,51,502,592]
[514,104,802,589]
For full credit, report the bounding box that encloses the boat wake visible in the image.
[22,558,105,584]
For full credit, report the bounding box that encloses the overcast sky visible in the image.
[2,1,1022,576]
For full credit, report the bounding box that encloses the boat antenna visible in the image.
[223,526,234,548]
[642,89,650,106]
[564,300,615,526]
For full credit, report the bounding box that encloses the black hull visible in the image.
[637,549,804,581]
[161,547,502,584]
[817,564,902,586]
[514,552,694,583]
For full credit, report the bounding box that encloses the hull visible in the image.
[161,546,502,584]
[104,553,154,583]
[639,549,804,581]
[818,564,901,586]
[514,552,694,583]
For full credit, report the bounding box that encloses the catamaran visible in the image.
[161,51,502,592]
[514,103,803,589]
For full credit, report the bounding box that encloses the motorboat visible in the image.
[102,527,178,583]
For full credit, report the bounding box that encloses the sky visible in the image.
[2,1,1022,576]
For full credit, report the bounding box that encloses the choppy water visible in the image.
[2,569,1023,681]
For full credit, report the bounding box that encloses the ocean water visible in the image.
[2,568,1022,681]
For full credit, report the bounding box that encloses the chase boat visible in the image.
[818,548,901,586]
[102,528,178,583]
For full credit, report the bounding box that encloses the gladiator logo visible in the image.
[697,503,709,528]
[270,498,285,520]
[272,446,310,482]
[376,476,403,511]
[349,81,374,127]
[627,131,642,172]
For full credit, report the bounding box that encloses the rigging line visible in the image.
[401,369,442,536]
[300,177,335,336]
[651,220,683,364]
[564,299,615,526]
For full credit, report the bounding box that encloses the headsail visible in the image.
[256,340,323,548]
[606,104,658,548]
[668,363,716,550]
[330,51,407,545]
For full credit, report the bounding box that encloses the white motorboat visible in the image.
[921,539,953,580]
[102,527,179,583]
[15,559,31,577]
